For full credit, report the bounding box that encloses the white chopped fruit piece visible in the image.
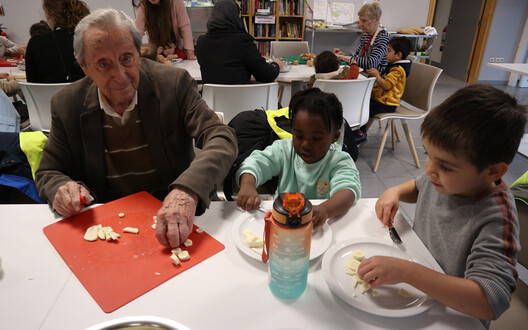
[110,232,120,240]
[359,282,371,294]
[352,275,364,288]
[151,224,156,229]
[103,227,113,240]
[153,216,157,223]
[97,224,105,240]
[251,247,263,255]
[170,254,180,266]
[118,212,125,218]
[242,229,264,248]
[83,225,99,241]
[177,250,190,261]
[195,228,204,233]
[351,250,365,261]
[398,288,411,298]
[184,239,193,247]
[346,259,360,273]
[171,247,182,254]
[123,227,139,234]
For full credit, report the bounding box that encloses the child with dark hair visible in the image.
[29,20,52,37]
[367,36,413,116]
[309,50,359,85]
[140,43,171,65]
[356,36,413,144]
[362,84,527,324]
[236,88,361,226]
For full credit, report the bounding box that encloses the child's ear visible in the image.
[333,130,341,143]
[483,162,508,183]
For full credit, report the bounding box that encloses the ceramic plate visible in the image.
[322,237,435,317]
[232,210,333,261]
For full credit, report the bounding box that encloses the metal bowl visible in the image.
[279,58,292,73]
[85,316,191,330]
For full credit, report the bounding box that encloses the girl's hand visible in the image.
[157,46,164,55]
[357,256,409,288]
[166,54,179,60]
[375,187,400,227]
[311,204,329,228]
[237,174,260,211]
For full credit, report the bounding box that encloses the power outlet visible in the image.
[496,57,505,63]
[489,57,495,63]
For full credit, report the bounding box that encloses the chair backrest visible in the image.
[270,41,309,58]
[18,81,71,132]
[313,77,376,130]
[401,62,443,112]
[202,82,279,124]
[406,55,419,62]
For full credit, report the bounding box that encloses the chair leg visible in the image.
[401,121,420,168]
[393,120,401,142]
[366,118,375,131]
[373,120,391,173]
[278,84,284,108]
[391,120,396,150]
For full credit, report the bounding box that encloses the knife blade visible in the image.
[389,226,402,244]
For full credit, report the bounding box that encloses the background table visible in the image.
[0,199,483,329]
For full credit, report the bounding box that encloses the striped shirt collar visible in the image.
[97,89,138,126]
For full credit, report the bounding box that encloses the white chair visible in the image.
[313,77,376,130]
[18,81,71,132]
[202,82,279,124]
[366,62,443,172]
[270,41,309,58]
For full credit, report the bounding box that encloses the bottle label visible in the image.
[268,221,312,299]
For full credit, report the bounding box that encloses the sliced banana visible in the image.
[195,228,204,233]
[170,254,180,265]
[118,213,125,218]
[123,227,139,234]
[151,223,156,229]
[177,250,190,261]
[83,225,99,241]
[398,288,411,298]
[351,250,365,261]
[171,247,182,254]
[184,239,193,247]
[243,229,263,248]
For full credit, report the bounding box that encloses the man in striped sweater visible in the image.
[35,9,237,248]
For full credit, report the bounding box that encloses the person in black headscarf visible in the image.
[195,0,282,84]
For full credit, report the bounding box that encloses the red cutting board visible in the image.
[0,58,21,67]
[43,191,224,313]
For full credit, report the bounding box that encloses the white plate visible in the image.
[322,238,435,317]
[232,210,333,261]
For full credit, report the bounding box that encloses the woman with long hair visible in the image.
[134,0,196,60]
[25,0,90,83]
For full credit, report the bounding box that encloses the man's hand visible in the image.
[53,181,92,217]
[156,186,199,248]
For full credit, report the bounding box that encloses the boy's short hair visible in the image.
[289,87,343,132]
[30,20,52,38]
[140,43,157,61]
[314,50,340,74]
[389,36,412,60]
[421,84,527,170]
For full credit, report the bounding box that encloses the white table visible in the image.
[487,62,528,76]
[173,59,316,83]
[0,199,483,330]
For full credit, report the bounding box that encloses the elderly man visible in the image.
[35,9,237,248]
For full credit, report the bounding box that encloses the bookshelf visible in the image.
[240,0,306,56]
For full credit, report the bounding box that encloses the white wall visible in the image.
[0,0,138,45]
[478,0,528,82]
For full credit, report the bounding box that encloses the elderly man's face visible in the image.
[80,26,140,112]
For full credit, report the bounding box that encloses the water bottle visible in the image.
[262,193,313,299]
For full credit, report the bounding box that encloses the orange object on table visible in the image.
[43,191,224,313]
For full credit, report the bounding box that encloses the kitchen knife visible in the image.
[389,226,402,244]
